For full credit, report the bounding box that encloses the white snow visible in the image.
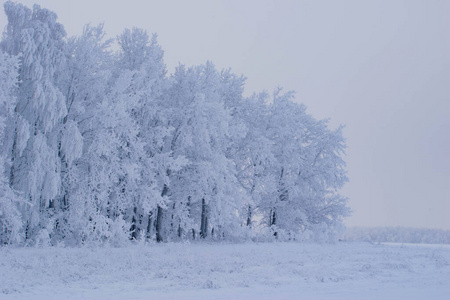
[0,242,449,300]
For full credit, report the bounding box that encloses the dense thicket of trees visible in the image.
[0,2,349,246]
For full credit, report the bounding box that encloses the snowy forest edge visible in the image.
[0,1,351,246]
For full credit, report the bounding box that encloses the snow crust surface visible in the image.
[0,242,449,300]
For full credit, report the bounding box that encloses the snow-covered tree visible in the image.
[59,24,120,244]
[165,62,245,240]
[230,91,278,233]
[0,50,23,244]
[265,90,349,240]
[2,2,68,244]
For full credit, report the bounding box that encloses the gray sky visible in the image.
[1,0,449,229]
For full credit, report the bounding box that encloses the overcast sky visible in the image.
[1,0,449,230]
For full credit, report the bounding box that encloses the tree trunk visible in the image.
[155,205,163,242]
[200,198,208,239]
[9,128,17,187]
[187,196,196,240]
[155,184,169,242]
[270,208,277,238]
[146,211,153,239]
[130,207,138,240]
[246,205,252,227]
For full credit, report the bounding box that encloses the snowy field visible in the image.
[1,242,449,300]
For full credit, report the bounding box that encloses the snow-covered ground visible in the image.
[1,242,449,300]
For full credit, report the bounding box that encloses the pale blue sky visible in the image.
[1,0,449,229]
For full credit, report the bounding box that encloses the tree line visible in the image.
[343,227,450,244]
[0,2,349,246]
